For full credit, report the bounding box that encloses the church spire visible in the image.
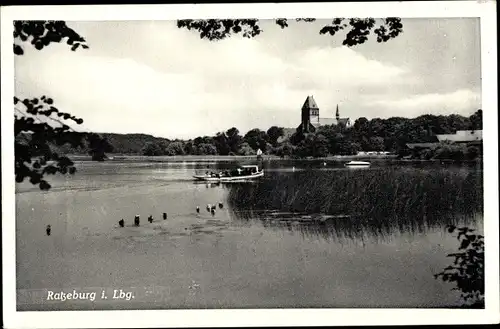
[336,104,339,120]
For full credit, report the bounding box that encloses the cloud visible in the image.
[288,46,412,91]
[15,22,475,139]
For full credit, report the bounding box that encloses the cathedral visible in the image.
[296,95,352,134]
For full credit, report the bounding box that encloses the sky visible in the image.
[14,18,482,139]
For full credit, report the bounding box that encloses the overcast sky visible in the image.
[14,18,481,139]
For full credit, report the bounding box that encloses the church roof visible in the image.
[302,95,319,110]
[319,118,337,126]
[337,118,351,125]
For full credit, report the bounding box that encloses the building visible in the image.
[335,105,352,129]
[405,142,441,151]
[406,130,483,150]
[296,95,352,134]
[435,130,482,144]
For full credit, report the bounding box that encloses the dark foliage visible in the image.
[14,20,112,190]
[266,126,285,147]
[286,111,483,159]
[214,132,231,155]
[87,133,114,161]
[434,225,484,307]
[14,96,85,190]
[226,127,243,154]
[177,19,262,40]
[243,128,270,152]
[14,96,114,189]
[142,141,164,156]
[469,109,483,130]
[14,20,87,54]
[178,18,403,46]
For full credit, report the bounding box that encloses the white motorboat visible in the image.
[193,165,264,182]
[344,160,371,168]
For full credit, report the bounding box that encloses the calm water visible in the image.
[15,160,483,310]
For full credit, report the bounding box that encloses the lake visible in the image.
[15,159,483,310]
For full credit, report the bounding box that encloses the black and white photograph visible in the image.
[1,1,498,327]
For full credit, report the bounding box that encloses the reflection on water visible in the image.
[15,160,483,310]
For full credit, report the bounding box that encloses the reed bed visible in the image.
[228,167,483,240]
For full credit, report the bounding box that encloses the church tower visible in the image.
[297,95,319,133]
[336,104,340,122]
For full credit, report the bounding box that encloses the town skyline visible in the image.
[15,18,481,139]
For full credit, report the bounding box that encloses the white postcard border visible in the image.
[1,1,498,328]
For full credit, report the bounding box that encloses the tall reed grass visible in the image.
[228,167,483,239]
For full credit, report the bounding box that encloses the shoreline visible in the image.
[68,154,398,162]
[67,154,482,164]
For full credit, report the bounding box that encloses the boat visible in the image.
[193,165,264,182]
[344,160,371,168]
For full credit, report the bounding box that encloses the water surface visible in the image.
[15,160,483,310]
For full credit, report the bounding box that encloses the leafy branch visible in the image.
[177,17,403,46]
[14,20,88,55]
[15,97,85,190]
[14,20,113,190]
[434,225,484,307]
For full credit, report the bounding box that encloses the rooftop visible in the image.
[301,95,319,110]
[337,118,351,125]
[436,130,483,143]
[406,143,441,150]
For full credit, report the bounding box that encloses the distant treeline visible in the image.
[286,109,483,160]
[37,110,482,160]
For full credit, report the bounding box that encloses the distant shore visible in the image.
[67,154,481,164]
[68,154,398,162]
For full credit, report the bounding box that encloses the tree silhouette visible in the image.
[142,142,164,156]
[225,127,242,154]
[177,17,403,46]
[165,141,185,156]
[267,126,285,147]
[14,20,110,190]
[87,133,114,161]
[243,128,269,152]
[469,109,483,130]
[213,132,231,155]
